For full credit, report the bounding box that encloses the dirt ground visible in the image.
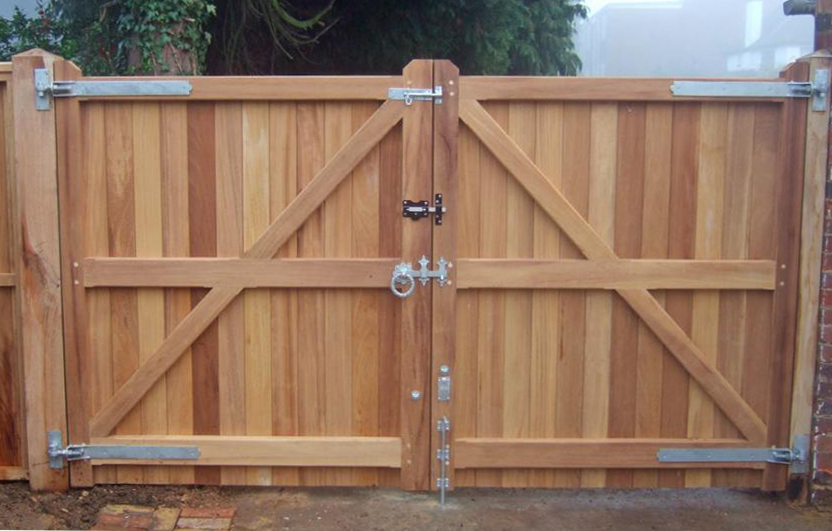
[1,482,832,530]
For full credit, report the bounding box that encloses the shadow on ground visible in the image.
[2,482,831,530]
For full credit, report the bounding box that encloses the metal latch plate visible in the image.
[47,430,200,469]
[388,85,443,105]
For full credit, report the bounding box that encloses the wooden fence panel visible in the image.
[449,75,805,489]
[59,62,423,487]
[0,65,26,482]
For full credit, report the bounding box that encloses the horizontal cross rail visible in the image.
[456,259,776,290]
[90,435,402,468]
[81,258,399,288]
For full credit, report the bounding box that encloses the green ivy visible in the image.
[119,0,216,74]
[0,0,217,75]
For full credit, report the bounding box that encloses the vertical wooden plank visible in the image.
[161,102,194,485]
[400,60,433,491]
[377,123,403,488]
[713,103,754,487]
[503,102,535,488]
[352,101,381,487]
[454,122,479,488]
[270,102,299,486]
[686,103,728,488]
[530,102,562,488]
[475,102,508,487]
[659,103,698,488]
[243,102,272,486]
[431,60,459,490]
[84,102,114,485]
[743,103,780,489]
[105,102,142,485]
[296,102,326,486]
[54,60,93,486]
[607,102,646,488]
[215,102,246,485]
[133,103,168,485]
[324,102,353,486]
[187,102,220,485]
[765,63,809,490]
[555,103,590,488]
[13,51,68,490]
[582,102,617,488]
[633,103,673,488]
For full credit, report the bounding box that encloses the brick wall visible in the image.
[814,191,832,504]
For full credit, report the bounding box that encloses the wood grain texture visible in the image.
[88,101,403,440]
[455,439,765,469]
[460,99,767,445]
[455,259,775,290]
[430,60,459,490]
[13,51,69,490]
[0,72,23,473]
[399,60,433,491]
[792,56,831,470]
[90,436,402,468]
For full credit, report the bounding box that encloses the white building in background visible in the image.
[575,0,814,77]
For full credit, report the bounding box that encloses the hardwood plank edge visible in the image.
[0,466,28,481]
[0,273,16,287]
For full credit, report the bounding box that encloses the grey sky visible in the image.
[0,0,38,18]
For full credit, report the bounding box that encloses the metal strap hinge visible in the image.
[34,68,193,111]
[388,85,443,105]
[671,69,830,112]
[47,430,200,469]
[657,435,809,473]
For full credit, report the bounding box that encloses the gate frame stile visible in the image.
[430,60,460,492]
[765,60,810,491]
[400,59,435,491]
[53,58,95,488]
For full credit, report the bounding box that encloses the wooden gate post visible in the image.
[12,49,69,491]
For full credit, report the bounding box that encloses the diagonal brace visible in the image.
[89,101,405,438]
[460,99,767,444]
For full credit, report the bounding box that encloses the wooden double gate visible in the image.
[11,53,818,491]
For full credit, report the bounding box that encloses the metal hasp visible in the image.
[670,70,831,112]
[388,85,443,105]
[436,416,451,505]
[657,435,809,473]
[47,430,200,470]
[390,256,451,298]
[403,193,446,225]
[34,68,193,111]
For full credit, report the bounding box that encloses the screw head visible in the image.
[411,390,421,400]
[440,365,450,375]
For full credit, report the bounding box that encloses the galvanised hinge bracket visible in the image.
[657,435,809,473]
[388,85,443,105]
[671,69,830,112]
[34,68,192,111]
[47,430,200,469]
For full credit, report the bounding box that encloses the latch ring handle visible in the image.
[391,263,416,299]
